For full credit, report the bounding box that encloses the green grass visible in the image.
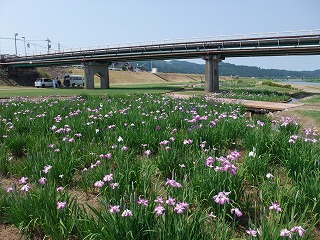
[295,110,320,125]
[300,95,320,104]
[180,87,293,102]
[0,84,184,98]
[0,94,319,239]
[178,78,299,101]
[0,77,315,104]
[305,78,320,83]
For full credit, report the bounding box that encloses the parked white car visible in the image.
[34,78,54,88]
[63,75,85,87]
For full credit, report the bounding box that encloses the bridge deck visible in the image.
[1,33,320,68]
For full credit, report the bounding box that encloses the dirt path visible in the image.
[0,225,26,240]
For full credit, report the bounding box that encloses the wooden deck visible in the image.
[238,99,303,112]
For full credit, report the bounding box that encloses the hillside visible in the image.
[3,58,320,87]
[36,67,205,85]
[130,60,320,78]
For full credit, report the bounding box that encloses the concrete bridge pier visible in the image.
[203,55,223,92]
[83,61,110,89]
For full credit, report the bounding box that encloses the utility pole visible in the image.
[14,33,18,55]
[45,38,51,53]
[21,37,26,56]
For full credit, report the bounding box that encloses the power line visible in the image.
[0,36,51,42]
[26,39,50,42]
[0,36,70,54]
[0,37,47,48]
[0,36,64,54]
[27,42,47,49]
[0,37,16,40]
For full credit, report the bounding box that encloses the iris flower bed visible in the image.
[208,88,292,102]
[0,94,319,239]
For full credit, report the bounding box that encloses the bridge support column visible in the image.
[203,55,223,93]
[83,61,110,89]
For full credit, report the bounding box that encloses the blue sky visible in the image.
[1,0,319,71]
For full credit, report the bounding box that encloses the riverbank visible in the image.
[264,83,320,130]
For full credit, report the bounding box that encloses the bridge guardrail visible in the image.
[55,29,320,53]
[2,30,320,63]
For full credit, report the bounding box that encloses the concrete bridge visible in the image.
[1,30,320,92]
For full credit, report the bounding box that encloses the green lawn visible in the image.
[295,110,320,125]
[0,78,315,103]
[0,84,184,98]
[301,95,320,104]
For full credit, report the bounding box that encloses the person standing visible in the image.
[56,77,61,87]
[52,78,57,88]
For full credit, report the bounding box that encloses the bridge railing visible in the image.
[3,29,320,59]
[55,29,320,53]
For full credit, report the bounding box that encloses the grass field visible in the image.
[0,84,184,98]
[301,95,320,104]
[1,74,320,239]
[0,93,319,239]
[295,110,320,126]
[0,77,297,101]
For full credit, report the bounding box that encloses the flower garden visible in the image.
[0,93,319,239]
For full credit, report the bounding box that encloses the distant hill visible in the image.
[130,60,320,78]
